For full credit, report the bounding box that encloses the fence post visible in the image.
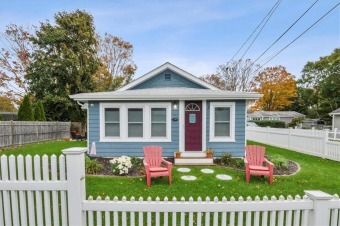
[10,120,13,147]
[322,129,329,158]
[305,190,333,226]
[62,147,87,226]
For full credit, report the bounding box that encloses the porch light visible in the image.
[173,102,178,110]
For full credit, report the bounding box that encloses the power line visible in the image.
[239,0,283,60]
[251,2,340,76]
[228,0,283,64]
[251,0,319,66]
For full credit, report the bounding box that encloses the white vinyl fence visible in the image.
[0,148,339,226]
[0,121,71,148]
[247,127,340,162]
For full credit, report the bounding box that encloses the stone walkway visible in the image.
[178,168,232,181]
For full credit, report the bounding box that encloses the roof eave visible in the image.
[70,94,263,102]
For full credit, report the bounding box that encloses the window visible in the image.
[215,107,230,136]
[128,108,143,137]
[105,108,120,137]
[210,102,235,142]
[151,108,166,137]
[164,73,171,81]
[100,103,171,142]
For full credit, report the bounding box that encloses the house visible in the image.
[330,108,340,130]
[247,111,305,125]
[70,62,262,158]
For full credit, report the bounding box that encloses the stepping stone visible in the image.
[181,176,197,181]
[177,168,191,172]
[201,169,214,174]
[216,174,232,180]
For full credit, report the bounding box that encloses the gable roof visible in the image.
[330,108,340,115]
[248,111,305,118]
[118,62,219,91]
[70,87,262,102]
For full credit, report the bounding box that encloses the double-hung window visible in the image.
[151,108,167,137]
[101,103,171,142]
[209,102,235,142]
[128,108,143,137]
[104,108,120,137]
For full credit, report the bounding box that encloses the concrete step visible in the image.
[174,157,214,166]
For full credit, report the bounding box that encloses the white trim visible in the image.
[209,102,236,142]
[100,103,171,142]
[179,100,185,152]
[202,100,207,152]
[117,62,219,91]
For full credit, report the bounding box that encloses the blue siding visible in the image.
[131,69,207,90]
[88,101,179,157]
[205,100,246,157]
[89,100,246,157]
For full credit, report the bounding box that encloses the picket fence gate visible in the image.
[0,148,339,226]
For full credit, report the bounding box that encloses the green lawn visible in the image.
[1,140,339,200]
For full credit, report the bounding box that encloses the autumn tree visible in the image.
[0,95,16,112]
[252,66,297,111]
[26,10,99,121]
[94,34,137,91]
[17,95,34,121]
[216,59,260,91]
[199,74,225,89]
[0,24,35,105]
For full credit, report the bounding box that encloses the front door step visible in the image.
[175,157,214,166]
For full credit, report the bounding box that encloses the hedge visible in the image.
[249,120,286,128]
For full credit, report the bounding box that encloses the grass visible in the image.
[1,140,339,200]
[0,140,86,156]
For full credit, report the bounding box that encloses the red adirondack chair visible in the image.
[143,146,172,187]
[244,145,274,184]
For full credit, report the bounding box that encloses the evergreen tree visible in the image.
[34,100,46,121]
[17,95,34,121]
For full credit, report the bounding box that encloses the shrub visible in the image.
[220,152,235,166]
[250,120,286,128]
[34,100,46,121]
[85,155,103,174]
[0,114,3,121]
[288,117,304,128]
[234,158,245,168]
[268,154,288,170]
[131,156,142,166]
[18,95,34,121]
[110,156,133,175]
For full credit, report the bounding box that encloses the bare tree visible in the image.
[95,33,137,91]
[0,24,36,104]
[217,59,260,91]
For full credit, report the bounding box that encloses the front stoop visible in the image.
[174,152,214,165]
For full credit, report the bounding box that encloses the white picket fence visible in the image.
[247,127,340,162]
[0,148,340,226]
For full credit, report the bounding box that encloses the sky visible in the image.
[0,0,339,79]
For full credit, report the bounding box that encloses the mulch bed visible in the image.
[91,157,299,177]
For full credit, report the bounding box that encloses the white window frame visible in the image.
[100,103,171,142]
[209,102,235,142]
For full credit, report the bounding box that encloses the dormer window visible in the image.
[164,73,171,81]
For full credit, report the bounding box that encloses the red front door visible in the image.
[185,101,202,151]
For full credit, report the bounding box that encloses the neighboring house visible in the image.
[247,111,305,124]
[330,108,340,130]
[0,112,18,121]
[70,62,261,157]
